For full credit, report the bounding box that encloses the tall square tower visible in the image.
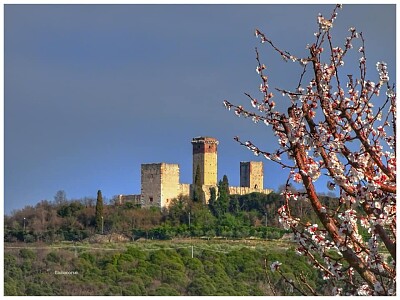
[141,163,180,208]
[240,161,263,189]
[191,137,218,186]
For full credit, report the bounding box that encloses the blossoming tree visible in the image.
[223,5,395,296]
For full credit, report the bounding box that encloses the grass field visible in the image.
[4,237,294,254]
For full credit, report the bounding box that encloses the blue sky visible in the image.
[4,4,396,214]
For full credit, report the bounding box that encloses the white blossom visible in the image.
[318,15,333,31]
[332,287,343,296]
[357,284,372,296]
[270,261,282,272]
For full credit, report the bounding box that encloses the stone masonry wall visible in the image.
[141,163,163,208]
[229,186,272,196]
[178,183,191,198]
[118,194,141,205]
[200,185,273,204]
[160,163,180,208]
[141,163,181,208]
[250,161,263,190]
[240,161,264,189]
[203,152,218,186]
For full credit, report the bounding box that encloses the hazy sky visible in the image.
[4,4,396,214]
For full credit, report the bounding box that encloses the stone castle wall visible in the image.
[200,184,215,204]
[196,185,272,204]
[174,184,273,205]
[178,183,191,198]
[177,184,216,204]
[184,184,273,205]
[118,194,141,205]
[229,186,272,196]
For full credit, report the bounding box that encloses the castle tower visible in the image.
[240,161,263,189]
[141,163,180,208]
[191,137,218,186]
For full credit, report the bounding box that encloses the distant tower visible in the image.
[240,161,263,189]
[191,137,219,186]
[141,163,180,208]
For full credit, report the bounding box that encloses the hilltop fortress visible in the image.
[119,136,272,208]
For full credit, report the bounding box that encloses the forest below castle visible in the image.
[5,240,329,296]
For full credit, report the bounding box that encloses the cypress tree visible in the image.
[208,187,217,216]
[221,175,230,195]
[95,190,104,233]
[216,175,230,217]
[193,165,204,202]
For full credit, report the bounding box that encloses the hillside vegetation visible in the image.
[5,189,333,243]
[4,240,327,296]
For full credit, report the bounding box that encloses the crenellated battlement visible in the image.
[191,136,219,144]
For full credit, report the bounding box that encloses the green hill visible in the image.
[4,240,325,296]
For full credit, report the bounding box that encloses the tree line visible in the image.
[5,177,337,244]
[1,177,318,243]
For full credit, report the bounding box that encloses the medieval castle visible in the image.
[118,136,272,208]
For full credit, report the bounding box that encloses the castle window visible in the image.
[149,197,153,203]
